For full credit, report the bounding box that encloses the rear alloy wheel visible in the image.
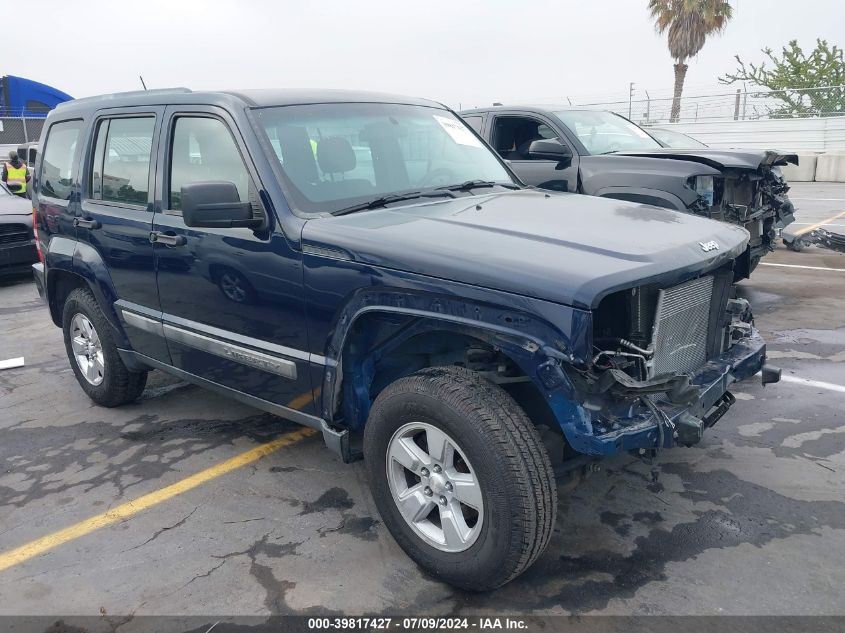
[70,313,105,386]
[62,288,147,407]
[364,366,557,590]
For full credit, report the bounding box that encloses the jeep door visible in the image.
[488,112,579,192]
[151,106,314,412]
[78,108,171,362]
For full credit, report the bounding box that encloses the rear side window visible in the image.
[462,115,484,134]
[40,120,83,201]
[91,117,155,205]
[168,116,249,210]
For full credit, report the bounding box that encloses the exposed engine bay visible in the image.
[566,264,771,447]
[688,166,796,273]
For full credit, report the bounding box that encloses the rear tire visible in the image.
[62,287,147,407]
[363,366,557,590]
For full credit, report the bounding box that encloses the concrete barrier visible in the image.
[661,116,845,153]
[815,152,845,182]
[781,152,818,182]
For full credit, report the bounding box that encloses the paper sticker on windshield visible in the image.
[434,115,483,147]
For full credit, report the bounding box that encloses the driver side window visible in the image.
[169,116,250,211]
[492,116,559,161]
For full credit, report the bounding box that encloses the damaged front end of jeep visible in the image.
[541,264,781,458]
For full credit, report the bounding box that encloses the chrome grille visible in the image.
[650,276,714,376]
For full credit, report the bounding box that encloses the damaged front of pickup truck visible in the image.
[615,147,797,274]
[460,106,796,275]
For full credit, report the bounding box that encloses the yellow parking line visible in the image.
[0,412,319,572]
[794,210,845,236]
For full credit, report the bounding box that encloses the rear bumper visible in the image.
[578,330,771,455]
[32,262,46,299]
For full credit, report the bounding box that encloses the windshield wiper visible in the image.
[331,190,456,216]
[435,179,521,192]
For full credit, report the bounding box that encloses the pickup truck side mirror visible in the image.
[181,181,262,229]
[527,139,572,167]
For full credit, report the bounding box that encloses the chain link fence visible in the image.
[0,114,45,145]
[575,85,845,125]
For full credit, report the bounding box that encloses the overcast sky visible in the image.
[11,0,844,109]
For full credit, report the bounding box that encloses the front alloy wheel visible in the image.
[364,366,557,591]
[387,422,483,552]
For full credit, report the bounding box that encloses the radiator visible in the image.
[650,276,714,376]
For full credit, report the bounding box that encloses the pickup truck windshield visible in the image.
[554,110,662,155]
[254,103,514,214]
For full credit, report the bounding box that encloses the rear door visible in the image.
[151,105,314,410]
[489,112,579,192]
[34,118,83,261]
[78,108,170,362]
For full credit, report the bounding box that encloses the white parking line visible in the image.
[780,375,845,394]
[790,223,845,228]
[759,262,845,272]
[790,198,845,202]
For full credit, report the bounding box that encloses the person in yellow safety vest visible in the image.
[2,151,30,197]
[310,138,318,156]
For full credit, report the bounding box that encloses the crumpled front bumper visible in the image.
[575,330,774,456]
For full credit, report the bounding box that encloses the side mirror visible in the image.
[527,139,572,165]
[181,181,261,229]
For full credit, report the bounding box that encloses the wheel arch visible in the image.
[45,239,130,348]
[320,293,589,448]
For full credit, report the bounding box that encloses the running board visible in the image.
[119,350,353,461]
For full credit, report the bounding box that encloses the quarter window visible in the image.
[91,117,155,205]
[462,116,484,134]
[40,120,83,201]
[169,117,249,210]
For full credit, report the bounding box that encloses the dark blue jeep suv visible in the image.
[31,88,779,590]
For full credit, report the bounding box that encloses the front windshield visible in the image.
[254,103,514,214]
[648,127,708,148]
[554,110,662,155]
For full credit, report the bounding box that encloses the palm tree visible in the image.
[648,0,733,122]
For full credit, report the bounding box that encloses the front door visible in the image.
[151,106,314,412]
[490,114,579,192]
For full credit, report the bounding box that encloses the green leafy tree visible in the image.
[648,0,733,122]
[720,39,845,117]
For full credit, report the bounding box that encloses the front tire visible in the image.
[62,287,147,407]
[364,366,557,590]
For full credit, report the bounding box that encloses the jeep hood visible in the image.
[301,190,749,310]
[616,148,798,170]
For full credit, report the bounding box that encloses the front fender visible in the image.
[595,187,686,211]
[322,287,596,449]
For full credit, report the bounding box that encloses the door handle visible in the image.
[73,217,101,229]
[149,231,187,247]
